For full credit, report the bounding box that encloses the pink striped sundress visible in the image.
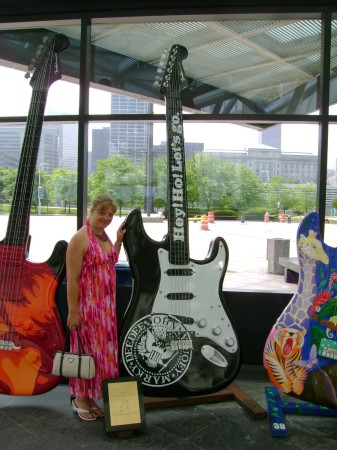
[69,220,119,400]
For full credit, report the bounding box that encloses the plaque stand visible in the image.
[143,382,267,420]
[103,377,146,436]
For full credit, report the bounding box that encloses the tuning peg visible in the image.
[24,72,31,79]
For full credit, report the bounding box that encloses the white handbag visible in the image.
[52,330,95,379]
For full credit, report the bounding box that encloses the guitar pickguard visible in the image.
[153,246,238,356]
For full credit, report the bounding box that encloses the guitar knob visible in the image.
[196,318,207,328]
[225,337,235,347]
[212,326,222,336]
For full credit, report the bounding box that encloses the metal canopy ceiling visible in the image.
[1,17,337,115]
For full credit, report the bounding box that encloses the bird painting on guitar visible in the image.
[264,212,337,409]
[0,34,69,396]
[119,44,241,398]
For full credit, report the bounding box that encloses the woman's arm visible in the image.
[114,221,126,254]
[66,229,87,329]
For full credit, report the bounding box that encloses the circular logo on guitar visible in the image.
[122,313,193,387]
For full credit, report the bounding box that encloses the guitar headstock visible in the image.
[153,44,188,95]
[24,34,70,91]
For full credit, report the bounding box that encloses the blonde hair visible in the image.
[91,194,117,214]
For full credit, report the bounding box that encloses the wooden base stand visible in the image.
[143,383,267,420]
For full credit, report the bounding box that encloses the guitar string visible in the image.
[7,46,48,340]
[3,40,54,344]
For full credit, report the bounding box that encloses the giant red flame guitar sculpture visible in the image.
[264,212,337,409]
[119,45,241,397]
[0,34,69,396]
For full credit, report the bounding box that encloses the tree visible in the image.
[0,167,17,203]
[231,165,264,214]
[332,197,337,211]
[89,155,144,215]
[186,153,226,210]
[48,168,77,208]
[291,183,316,214]
[152,156,167,212]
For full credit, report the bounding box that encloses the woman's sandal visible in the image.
[90,406,104,417]
[89,402,105,418]
[72,399,97,421]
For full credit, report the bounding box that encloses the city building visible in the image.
[110,94,151,163]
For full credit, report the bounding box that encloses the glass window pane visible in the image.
[87,113,319,291]
[325,122,337,249]
[0,122,78,262]
[330,18,337,108]
[91,17,322,116]
[0,24,80,117]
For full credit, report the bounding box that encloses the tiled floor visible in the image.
[1,365,337,449]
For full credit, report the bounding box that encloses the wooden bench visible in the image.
[278,256,299,284]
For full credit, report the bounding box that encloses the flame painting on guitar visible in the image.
[0,34,69,396]
[119,45,241,397]
[264,212,337,409]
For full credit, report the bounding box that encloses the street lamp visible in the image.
[38,162,47,215]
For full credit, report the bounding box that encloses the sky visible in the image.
[1,66,336,169]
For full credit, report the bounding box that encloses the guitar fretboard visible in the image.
[161,45,189,265]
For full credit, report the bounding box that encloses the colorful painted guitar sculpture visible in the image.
[0,34,69,396]
[119,45,241,397]
[264,211,337,409]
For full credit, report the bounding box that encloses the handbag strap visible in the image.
[62,329,86,354]
[59,329,87,378]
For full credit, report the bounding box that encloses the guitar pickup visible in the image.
[167,292,194,300]
[166,268,194,276]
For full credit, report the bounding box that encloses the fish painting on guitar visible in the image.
[119,45,241,397]
[264,212,337,409]
[0,34,69,396]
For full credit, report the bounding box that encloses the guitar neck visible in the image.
[5,89,48,247]
[166,84,189,265]
[154,45,190,266]
[2,34,69,248]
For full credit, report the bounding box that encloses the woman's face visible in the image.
[91,204,115,229]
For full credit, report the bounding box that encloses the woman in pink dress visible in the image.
[66,194,126,421]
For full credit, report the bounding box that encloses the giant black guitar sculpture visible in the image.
[119,45,241,397]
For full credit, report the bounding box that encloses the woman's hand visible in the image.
[116,221,126,244]
[67,311,81,330]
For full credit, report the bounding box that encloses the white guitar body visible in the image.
[153,244,238,365]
